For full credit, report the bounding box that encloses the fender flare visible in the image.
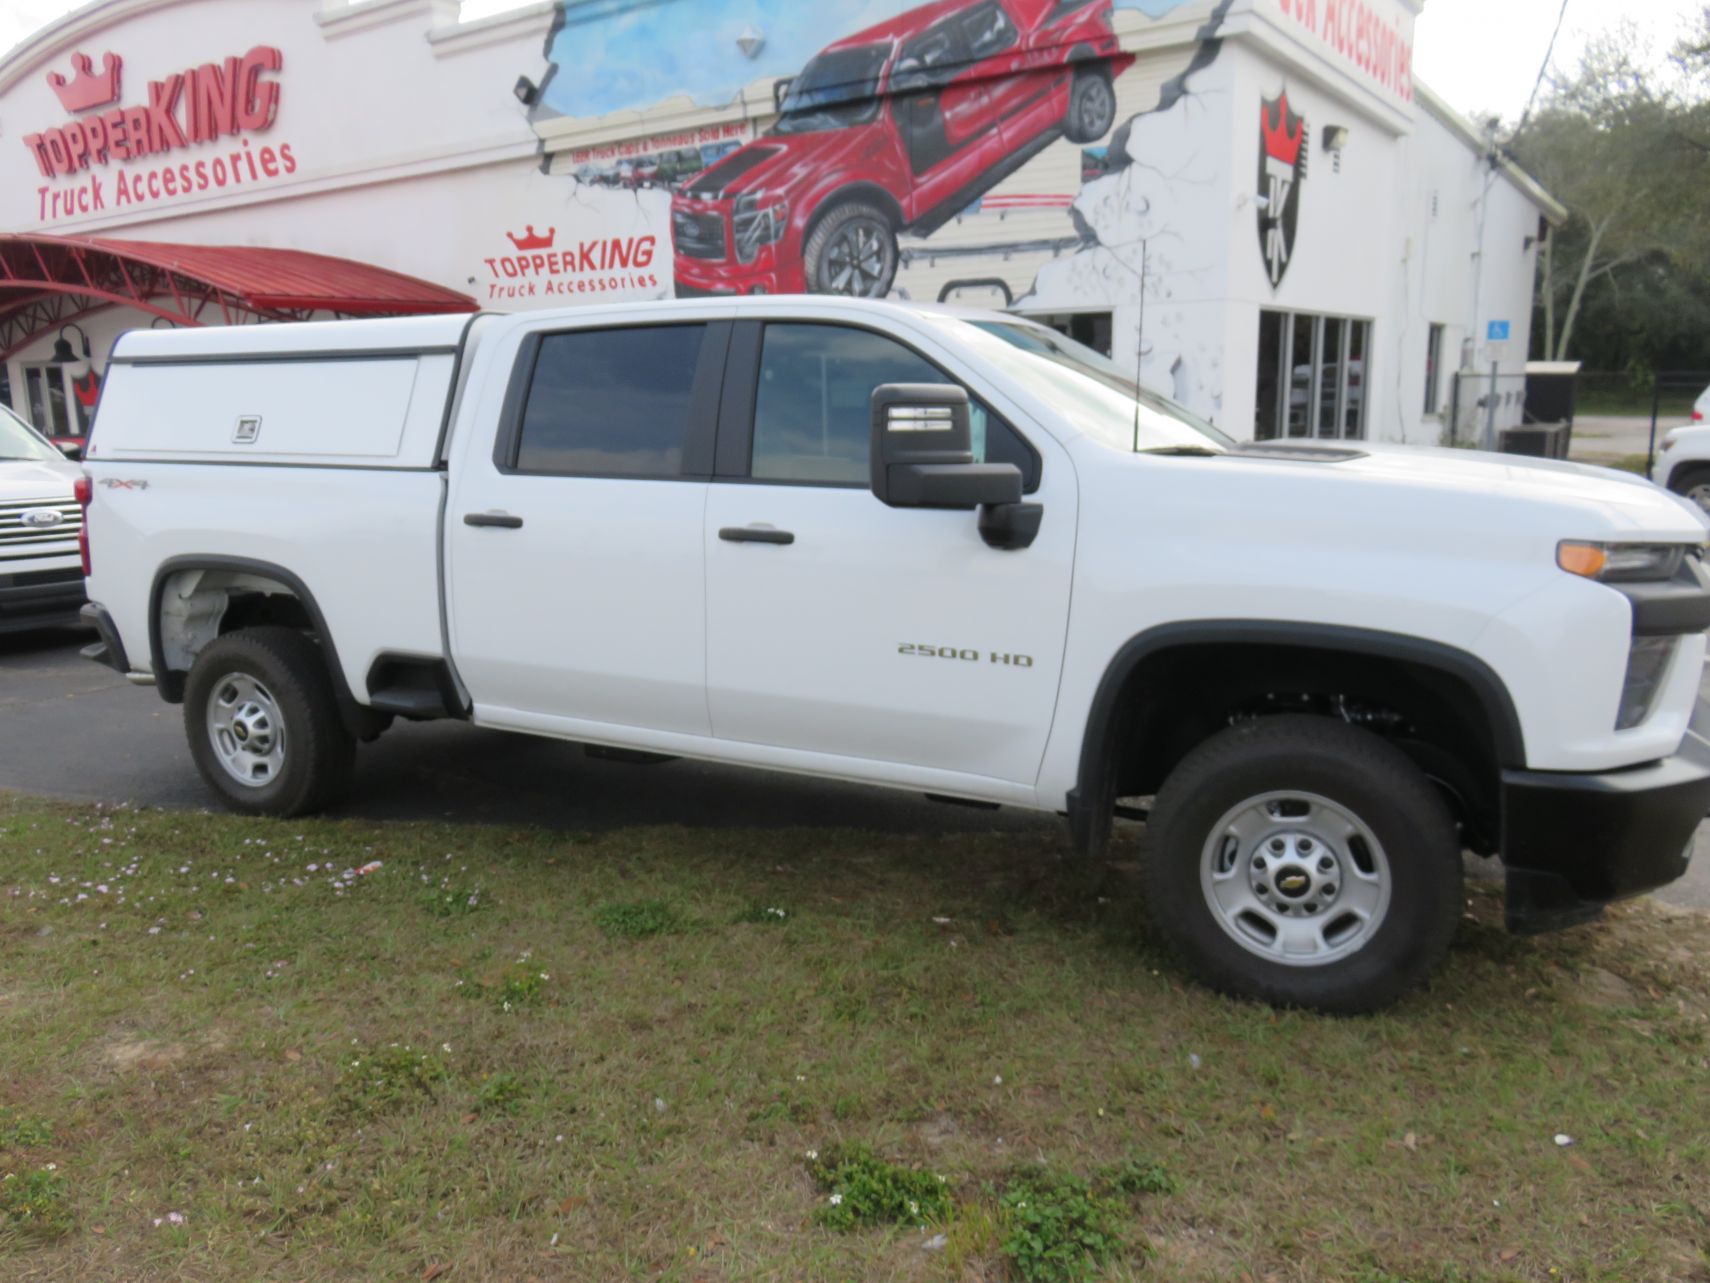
[147,555,361,727]
[1066,620,1527,856]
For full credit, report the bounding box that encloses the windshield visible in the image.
[0,405,62,463]
[773,45,888,134]
[961,321,1236,454]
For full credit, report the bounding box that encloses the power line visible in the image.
[1515,0,1573,137]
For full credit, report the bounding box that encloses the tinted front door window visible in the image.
[749,322,1037,487]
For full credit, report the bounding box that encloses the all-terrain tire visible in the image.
[183,626,356,817]
[1140,715,1463,1014]
[1064,67,1117,144]
[803,200,899,298]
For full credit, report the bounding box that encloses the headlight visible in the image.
[733,192,787,263]
[1661,430,1679,452]
[1557,541,1694,583]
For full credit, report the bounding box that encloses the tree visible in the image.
[1508,24,1709,365]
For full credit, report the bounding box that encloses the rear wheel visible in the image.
[1140,715,1462,1013]
[1667,464,1710,514]
[184,627,355,817]
[1064,67,1116,144]
[804,201,898,298]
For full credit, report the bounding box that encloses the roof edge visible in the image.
[1415,80,1569,225]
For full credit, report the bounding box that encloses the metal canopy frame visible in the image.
[0,235,475,362]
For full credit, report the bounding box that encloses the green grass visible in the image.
[1,794,1708,1280]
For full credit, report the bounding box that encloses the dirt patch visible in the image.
[98,1029,229,1075]
[1570,966,1644,1010]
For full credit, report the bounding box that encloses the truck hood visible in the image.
[678,126,876,202]
[1292,444,1710,540]
[0,458,80,502]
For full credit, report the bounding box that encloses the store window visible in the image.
[1423,323,1445,416]
[1254,309,1371,441]
[514,324,706,477]
[22,363,93,439]
[1031,311,1113,359]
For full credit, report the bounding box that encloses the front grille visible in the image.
[672,208,727,260]
[0,498,80,560]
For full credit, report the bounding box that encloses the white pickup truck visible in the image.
[79,297,1710,1012]
[1,404,85,633]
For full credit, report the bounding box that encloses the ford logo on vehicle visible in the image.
[21,509,65,529]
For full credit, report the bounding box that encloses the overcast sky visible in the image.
[0,0,1702,125]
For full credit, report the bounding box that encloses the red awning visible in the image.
[0,234,476,360]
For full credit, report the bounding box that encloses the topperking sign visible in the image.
[22,45,295,221]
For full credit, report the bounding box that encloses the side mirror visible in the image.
[773,76,795,112]
[870,383,1021,510]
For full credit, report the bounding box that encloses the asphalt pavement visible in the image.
[2,625,1707,911]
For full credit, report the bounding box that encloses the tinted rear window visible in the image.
[515,325,706,477]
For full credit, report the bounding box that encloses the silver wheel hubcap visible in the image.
[1200,790,1391,967]
[1079,80,1112,135]
[1686,483,1710,513]
[206,672,286,788]
[825,221,890,296]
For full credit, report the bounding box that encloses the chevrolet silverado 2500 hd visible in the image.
[78,298,1710,1012]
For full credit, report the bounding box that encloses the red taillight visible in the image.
[1694,410,1705,423]
[74,474,92,577]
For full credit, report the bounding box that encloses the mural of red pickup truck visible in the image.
[670,0,1133,298]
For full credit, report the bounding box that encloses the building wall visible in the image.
[0,0,1553,450]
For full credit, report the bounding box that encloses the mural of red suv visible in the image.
[671,0,1133,298]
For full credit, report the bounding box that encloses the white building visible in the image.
[0,0,1562,450]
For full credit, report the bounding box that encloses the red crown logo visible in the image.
[1261,92,1304,168]
[47,51,123,115]
[506,225,556,251]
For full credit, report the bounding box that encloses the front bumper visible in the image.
[0,565,86,634]
[1502,701,1710,931]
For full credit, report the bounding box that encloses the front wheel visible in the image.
[1140,715,1463,1013]
[183,626,356,817]
[1063,68,1117,144]
[803,201,898,298]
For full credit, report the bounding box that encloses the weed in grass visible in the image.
[1101,1152,1179,1197]
[807,1145,954,1230]
[0,1111,53,1148]
[0,1169,71,1240]
[334,1042,451,1116]
[474,1072,526,1115]
[459,956,553,1013]
[998,1166,1128,1283]
[419,880,485,916]
[593,899,688,939]
[733,903,790,925]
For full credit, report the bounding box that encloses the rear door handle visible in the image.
[719,526,795,546]
[464,512,523,529]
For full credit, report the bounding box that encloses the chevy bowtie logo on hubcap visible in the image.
[1278,871,1311,897]
[21,509,65,529]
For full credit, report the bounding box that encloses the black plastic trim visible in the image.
[79,603,129,673]
[1068,621,1528,857]
[1616,557,1710,637]
[146,556,361,731]
[364,653,469,721]
[1501,716,1710,932]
